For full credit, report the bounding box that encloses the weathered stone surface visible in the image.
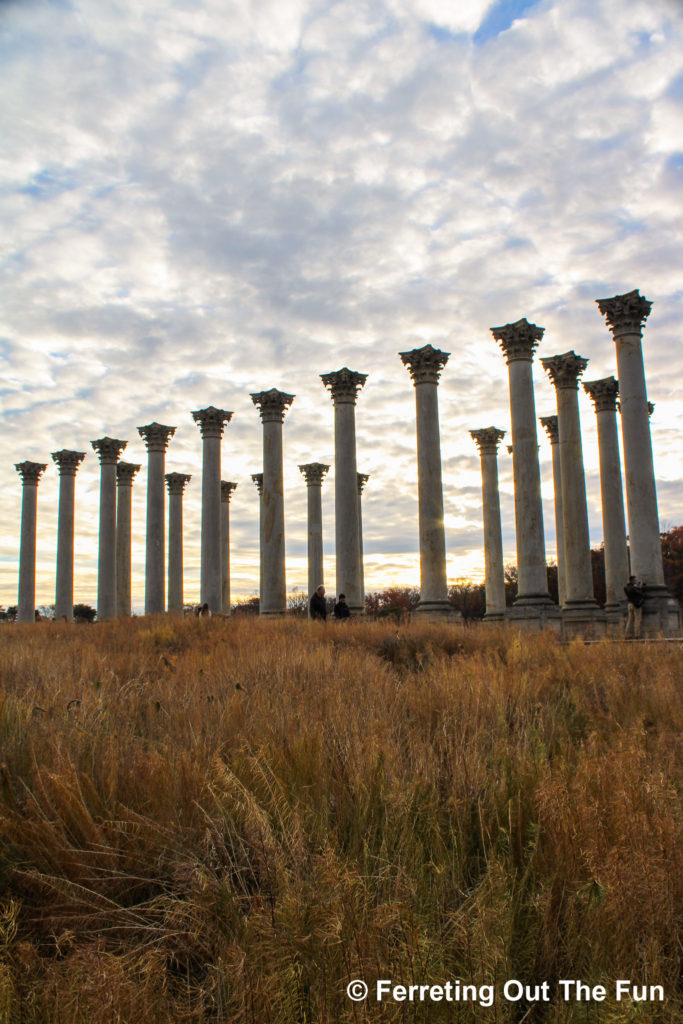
[300,464,330,603]
[540,415,566,607]
[252,391,294,616]
[52,451,85,621]
[139,423,176,615]
[92,437,127,620]
[220,481,238,613]
[193,408,233,612]
[165,473,191,613]
[115,461,141,617]
[15,461,47,623]
[470,428,506,620]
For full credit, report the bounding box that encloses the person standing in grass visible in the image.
[624,575,645,638]
[333,593,351,621]
[310,585,327,621]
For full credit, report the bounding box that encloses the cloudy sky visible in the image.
[1,0,682,611]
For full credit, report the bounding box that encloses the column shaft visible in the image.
[262,419,286,614]
[508,357,548,598]
[18,483,39,623]
[201,434,222,610]
[334,402,362,611]
[55,473,76,620]
[471,430,506,620]
[116,481,133,616]
[166,473,191,613]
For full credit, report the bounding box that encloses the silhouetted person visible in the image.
[334,593,351,621]
[310,585,327,621]
[624,575,645,638]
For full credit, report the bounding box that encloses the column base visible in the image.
[604,601,626,633]
[260,608,286,617]
[641,587,682,638]
[507,596,563,632]
[561,601,607,640]
[415,600,462,621]
[483,610,506,622]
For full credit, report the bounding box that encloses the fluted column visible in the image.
[192,407,232,612]
[357,472,369,610]
[470,428,506,621]
[300,463,329,607]
[15,461,47,623]
[542,352,604,637]
[92,437,127,621]
[251,473,264,605]
[539,416,566,608]
[166,472,191,613]
[116,461,140,617]
[251,389,294,616]
[221,481,238,614]
[51,450,85,621]
[583,378,630,625]
[597,290,679,635]
[138,422,176,615]
[491,320,558,628]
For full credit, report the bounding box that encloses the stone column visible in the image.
[399,345,456,617]
[583,377,630,625]
[357,472,369,609]
[221,481,238,614]
[165,472,191,614]
[251,389,294,616]
[92,437,127,621]
[470,428,506,621]
[192,407,232,613]
[491,320,559,628]
[116,461,140,617]
[251,473,264,605]
[541,352,605,637]
[321,369,367,613]
[299,463,330,607]
[596,289,679,635]
[15,461,47,623]
[51,450,85,621]
[539,416,567,608]
[138,422,176,615]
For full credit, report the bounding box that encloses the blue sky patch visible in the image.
[474,0,543,45]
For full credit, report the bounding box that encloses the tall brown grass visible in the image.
[0,617,680,1022]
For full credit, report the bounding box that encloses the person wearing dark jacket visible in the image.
[624,575,645,638]
[334,593,351,620]
[310,585,327,621]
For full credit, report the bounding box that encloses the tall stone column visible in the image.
[138,422,176,615]
[491,320,559,628]
[165,472,191,614]
[221,481,238,614]
[539,416,567,608]
[541,352,605,637]
[321,368,367,614]
[116,461,140,617]
[51,450,85,621]
[251,389,294,616]
[597,289,679,635]
[357,472,369,610]
[251,473,264,605]
[92,437,127,621]
[583,377,630,625]
[470,428,506,621]
[299,463,330,605]
[399,345,455,617]
[15,461,47,623]
[192,407,232,613]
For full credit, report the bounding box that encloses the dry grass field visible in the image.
[0,616,680,1023]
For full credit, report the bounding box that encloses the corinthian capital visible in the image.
[357,472,369,495]
[596,289,652,337]
[491,318,544,363]
[583,376,619,413]
[470,427,505,455]
[399,344,449,385]
[117,461,141,486]
[221,481,238,502]
[192,406,233,438]
[92,437,127,464]
[138,422,176,452]
[251,472,264,495]
[165,471,191,495]
[251,388,295,423]
[51,450,85,476]
[541,351,589,390]
[539,415,559,444]
[320,367,368,404]
[299,463,330,487]
[15,461,47,485]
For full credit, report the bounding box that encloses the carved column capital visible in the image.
[399,344,449,385]
[321,367,368,404]
[192,406,233,438]
[491,318,544,363]
[299,463,330,486]
[251,473,264,495]
[51,450,85,476]
[221,481,238,503]
[596,289,652,337]
[116,461,141,486]
[138,422,176,452]
[250,388,295,423]
[470,427,506,455]
[92,437,127,465]
[583,376,619,412]
[165,471,191,495]
[541,351,589,390]
[357,472,369,495]
[15,461,47,485]
[540,415,559,444]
